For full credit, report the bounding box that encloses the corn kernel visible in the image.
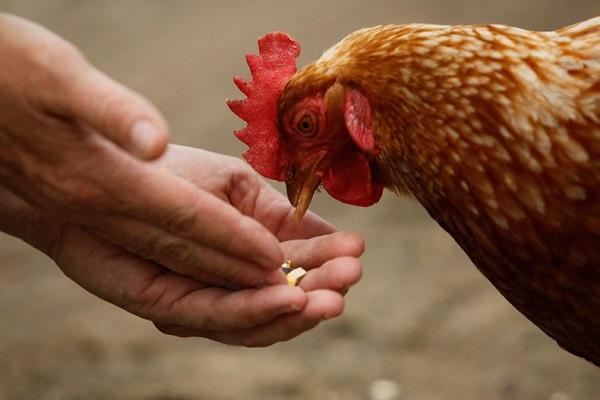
[286,267,307,286]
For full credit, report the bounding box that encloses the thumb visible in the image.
[61,65,170,160]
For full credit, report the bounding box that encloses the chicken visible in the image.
[227,17,600,365]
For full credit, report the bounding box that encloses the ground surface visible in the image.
[1,1,599,399]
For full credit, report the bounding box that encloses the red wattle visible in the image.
[322,151,383,207]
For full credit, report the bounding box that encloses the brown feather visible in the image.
[283,17,600,364]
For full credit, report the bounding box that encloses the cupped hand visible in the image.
[0,14,285,287]
[53,224,364,346]
[140,145,366,344]
[0,13,366,345]
[2,144,365,346]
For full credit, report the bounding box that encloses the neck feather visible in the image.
[311,23,598,236]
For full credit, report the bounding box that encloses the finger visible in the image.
[54,226,302,331]
[153,146,336,242]
[130,167,285,270]
[53,225,188,309]
[208,290,344,346]
[15,137,284,278]
[58,64,169,160]
[96,215,286,287]
[162,285,308,332]
[250,186,337,241]
[161,290,344,346]
[83,156,285,272]
[281,231,365,270]
[297,257,362,294]
[276,208,337,241]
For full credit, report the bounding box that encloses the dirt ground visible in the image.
[1,1,599,399]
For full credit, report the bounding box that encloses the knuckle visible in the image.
[162,205,198,237]
[227,259,245,280]
[227,168,261,208]
[94,90,153,144]
[30,167,107,214]
[60,180,106,211]
[26,40,86,100]
[114,231,154,260]
[94,91,132,135]
[49,177,105,213]
[155,236,196,268]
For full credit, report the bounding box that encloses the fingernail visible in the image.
[287,303,303,312]
[131,119,161,158]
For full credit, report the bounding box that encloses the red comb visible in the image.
[227,32,300,180]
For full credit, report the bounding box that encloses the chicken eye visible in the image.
[296,114,316,136]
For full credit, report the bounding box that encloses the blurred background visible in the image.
[1,1,599,399]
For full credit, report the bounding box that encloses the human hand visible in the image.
[0,144,365,346]
[0,14,288,286]
[53,223,364,346]
[144,145,365,344]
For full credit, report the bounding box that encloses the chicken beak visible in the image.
[286,158,323,219]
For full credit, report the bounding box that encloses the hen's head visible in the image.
[228,32,383,218]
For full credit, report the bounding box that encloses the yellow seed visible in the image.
[286,268,307,286]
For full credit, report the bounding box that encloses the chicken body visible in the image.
[229,18,600,364]
[279,18,600,364]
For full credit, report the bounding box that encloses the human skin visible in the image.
[1,145,364,345]
[0,14,365,345]
[0,13,282,287]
